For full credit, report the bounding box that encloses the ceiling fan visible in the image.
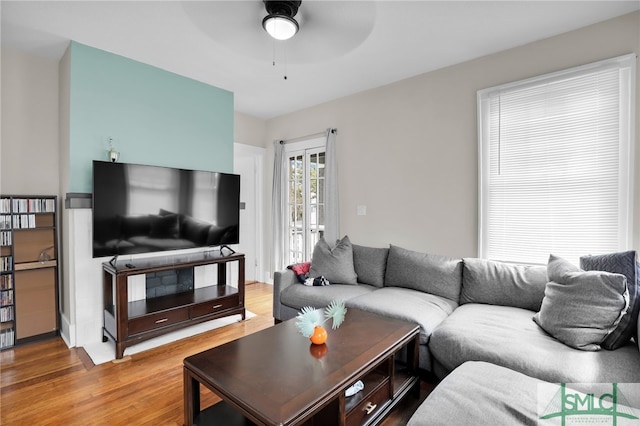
[180,1,377,65]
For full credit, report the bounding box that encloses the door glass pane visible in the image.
[285,148,326,265]
[318,152,325,178]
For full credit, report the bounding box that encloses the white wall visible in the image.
[263,12,640,267]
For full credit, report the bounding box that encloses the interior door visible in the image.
[233,143,266,284]
[234,155,257,282]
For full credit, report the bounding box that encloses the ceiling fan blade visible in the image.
[181,1,376,64]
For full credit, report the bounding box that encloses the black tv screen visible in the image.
[92,160,240,258]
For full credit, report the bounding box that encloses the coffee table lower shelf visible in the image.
[194,401,252,426]
[193,372,418,426]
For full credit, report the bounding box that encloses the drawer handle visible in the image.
[212,304,223,309]
[364,402,377,415]
[155,318,168,324]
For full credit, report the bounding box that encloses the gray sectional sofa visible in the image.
[273,237,640,422]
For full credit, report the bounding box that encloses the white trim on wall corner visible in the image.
[59,313,75,348]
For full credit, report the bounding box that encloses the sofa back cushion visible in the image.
[384,245,462,302]
[460,258,547,311]
[352,244,388,288]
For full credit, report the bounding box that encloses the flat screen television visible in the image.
[92,160,240,258]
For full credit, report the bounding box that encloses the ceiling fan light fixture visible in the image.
[262,1,301,41]
[262,14,299,41]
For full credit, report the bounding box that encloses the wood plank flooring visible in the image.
[0,283,433,425]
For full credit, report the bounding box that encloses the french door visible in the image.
[286,147,325,265]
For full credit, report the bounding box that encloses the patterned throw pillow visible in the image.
[288,261,311,284]
[580,250,640,349]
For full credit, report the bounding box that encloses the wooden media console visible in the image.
[102,251,245,359]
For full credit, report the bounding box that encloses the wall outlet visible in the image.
[357,205,367,216]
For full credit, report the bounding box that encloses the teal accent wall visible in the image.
[69,42,234,193]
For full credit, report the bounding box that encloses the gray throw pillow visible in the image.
[580,251,639,350]
[460,258,547,311]
[309,235,358,285]
[533,255,629,351]
[384,245,462,302]
[352,244,388,288]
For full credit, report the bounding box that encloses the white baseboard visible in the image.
[59,313,75,348]
[84,311,255,365]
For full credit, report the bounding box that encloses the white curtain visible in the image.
[324,128,339,245]
[271,140,285,274]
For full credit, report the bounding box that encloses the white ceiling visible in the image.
[2,1,639,119]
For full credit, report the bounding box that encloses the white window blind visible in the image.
[478,54,635,265]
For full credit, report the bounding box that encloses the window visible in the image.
[478,54,635,265]
[285,139,325,264]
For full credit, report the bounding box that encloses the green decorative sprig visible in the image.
[325,300,347,329]
[295,300,347,338]
[295,306,322,338]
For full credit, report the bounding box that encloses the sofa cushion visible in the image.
[429,303,640,383]
[460,258,547,311]
[352,244,388,288]
[581,250,640,350]
[310,236,358,284]
[408,361,555,426]
[384,245,462,302]
[280,283,376,311]
[533,255,629,351]
[346,287,457,345]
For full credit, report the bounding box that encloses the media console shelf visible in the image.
[102,251,245,359]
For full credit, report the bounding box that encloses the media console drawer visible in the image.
[128,308,189,335]
[190,294,240,319]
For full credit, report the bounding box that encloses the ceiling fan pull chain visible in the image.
[284,44,288,80]
[272,38,276,67]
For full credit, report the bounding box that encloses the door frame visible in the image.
[234,143,266,283]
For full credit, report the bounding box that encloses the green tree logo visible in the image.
[540,383,639,425]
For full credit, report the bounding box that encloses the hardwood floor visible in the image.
[0,283,432,425]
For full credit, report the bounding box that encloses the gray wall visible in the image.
[2,12,639,286]
[1,47,60,195]
[263,12,640,261]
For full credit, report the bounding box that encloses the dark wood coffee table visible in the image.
[183,308,420,426]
